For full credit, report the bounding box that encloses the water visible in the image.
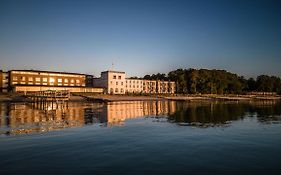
[0,100,281,175]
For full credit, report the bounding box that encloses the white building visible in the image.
[93,70,175,94]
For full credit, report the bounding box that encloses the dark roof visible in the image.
[101,70,125,74]
[9,69,86,76]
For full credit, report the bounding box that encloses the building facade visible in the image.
[93,70,175,94]
[9,70,86,87]
[93,71,126,94]
[6,70,103,93]
[0,70,8,92]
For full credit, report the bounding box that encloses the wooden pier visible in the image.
[28,90,70,102]
[27,90,70,110]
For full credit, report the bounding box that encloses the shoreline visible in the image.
[0,93,280,103]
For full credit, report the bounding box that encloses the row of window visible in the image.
[12,81,82,86]
[109,88,173,93]
[12,76,81,84]
[113,75,123,79]
[110,81,124,86]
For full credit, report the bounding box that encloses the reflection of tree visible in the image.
[168,102,247,127]
[253,101,281,124]
[167,101,281,127]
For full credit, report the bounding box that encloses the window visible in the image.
[71,79,74,83]
[13,77,18,81]
[43,78,48,82]
[110,81,113,84]
[121,82,123,85]
[76,79,80,83]
[116,82,118,85]
[28,77,33,81]
[121,88,123,93]
[21,77,25,81]
[113,75,116,79]
[118,76,121,79]
[64,79,68,83]
[115,88,118,93]
[58,79,62,83]
[35,77,40,82]
[49,77,55,85]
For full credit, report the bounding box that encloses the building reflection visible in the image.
[106,101,176,126]
[0,101,176,135]
[0,100,281,135]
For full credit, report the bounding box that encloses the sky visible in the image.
[0,0,281,78]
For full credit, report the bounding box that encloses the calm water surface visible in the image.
[0,100,281,175]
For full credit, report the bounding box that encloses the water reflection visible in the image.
[0,100,281,135]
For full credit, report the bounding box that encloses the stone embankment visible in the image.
[1,93,281,103]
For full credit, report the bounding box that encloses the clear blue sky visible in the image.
[0,0,281,78]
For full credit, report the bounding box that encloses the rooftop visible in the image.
[101,70,126,74]
[10,69,86,76]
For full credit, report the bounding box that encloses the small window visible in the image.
[116,82,118,85]
[121,82,123,85]
[76,79,80,83]
[64,79,68,83]
[113,75,116,79]
[58,79,62,83]
[118,76,121,79]
[115,88,118,93]
[35,77,40,82]
[43,78,48,82]
[71,79,74,83]
[28,77,33,81]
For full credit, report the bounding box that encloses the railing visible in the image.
[27,90,70,102]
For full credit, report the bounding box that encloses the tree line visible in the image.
[143,68,281,94]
